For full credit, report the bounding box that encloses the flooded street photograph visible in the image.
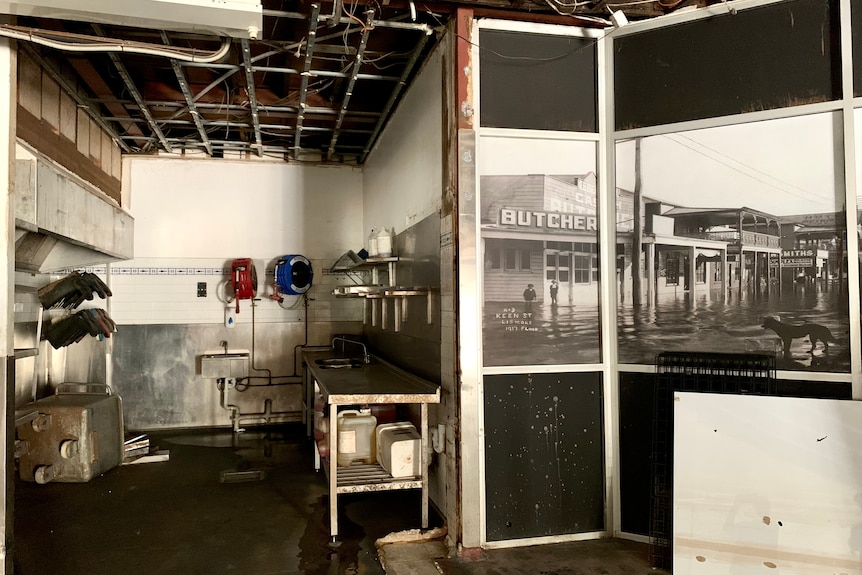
[614,113,851,373]
[617,283,850,372]
[483,301,601,366]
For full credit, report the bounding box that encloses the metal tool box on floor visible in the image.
[16,384,124,484]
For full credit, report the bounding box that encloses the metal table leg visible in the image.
[330,401,338,539]
[421,402,428,529]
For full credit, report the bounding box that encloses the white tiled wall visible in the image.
[105,257,363,326]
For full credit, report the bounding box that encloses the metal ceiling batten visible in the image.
[360,29,430,163]
[254,65,399,82]
[240,38,263,156]
[327,9,373,161]
[180,62,398,82]
[293,3,321,157]
[92,23,172,152]
[160,30,213,155]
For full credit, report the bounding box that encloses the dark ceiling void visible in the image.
[6,0,717,164]
[13,1,449,164]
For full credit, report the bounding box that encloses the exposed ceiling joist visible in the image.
[92,23,172,152]
[12,4,447,163]
[327,9,373,161]
[160,29,212,155]
[240,37,262,156]
[294,3,321,155]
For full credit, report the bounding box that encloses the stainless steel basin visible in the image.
[314,358,364,369]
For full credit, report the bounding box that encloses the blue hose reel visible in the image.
[275,254,313,295]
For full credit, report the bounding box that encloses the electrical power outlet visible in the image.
[197,282,207,297]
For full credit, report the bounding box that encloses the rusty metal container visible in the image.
[17,384,124,484]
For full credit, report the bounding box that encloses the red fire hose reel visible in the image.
[230,258,258,313]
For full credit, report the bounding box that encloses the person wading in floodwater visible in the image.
[523,283,537,305]
[549,279,558,305]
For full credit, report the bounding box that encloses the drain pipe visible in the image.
[105,263,114,394]
[218,379,243,433]
[250,297,272,385]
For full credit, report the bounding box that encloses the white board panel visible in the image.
[674,392,862,574]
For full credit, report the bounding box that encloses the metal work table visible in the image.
[302,349,440,540]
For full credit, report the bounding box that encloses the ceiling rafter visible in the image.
[240,38,263,157]
[100,99,382,120]
[294,3,322,156]
[91,24,172,153]
[160,30,213,155]
[327,9,374,161]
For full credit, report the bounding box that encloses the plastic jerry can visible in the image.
[337,408,377,467]
[376,422,421,478]
[376,228,395,258]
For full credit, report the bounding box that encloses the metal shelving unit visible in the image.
[303,349,440,541]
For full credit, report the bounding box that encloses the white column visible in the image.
[688,246,696,295]
[646,243,655,306]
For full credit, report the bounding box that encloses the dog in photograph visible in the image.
[761,316,836,356]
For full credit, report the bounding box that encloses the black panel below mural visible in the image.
[484,372,604,541]
[618,372,654,536]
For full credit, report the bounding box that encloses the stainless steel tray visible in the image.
[332,285,384,297]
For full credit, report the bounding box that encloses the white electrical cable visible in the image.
[0,24,231,63]
[277,295,305,310]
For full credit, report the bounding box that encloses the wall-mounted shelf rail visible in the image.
[331,257,431,332]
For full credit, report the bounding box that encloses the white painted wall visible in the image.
[674,392,862,574]
[114,157,364,325]
[362,39,454,539]
[128,157,362,260]
[363,46,443,238]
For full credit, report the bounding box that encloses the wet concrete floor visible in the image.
[432,539,670,575]
[14,424,438,575]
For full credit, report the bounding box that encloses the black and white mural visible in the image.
[615,113,850,372]
[479,139,601,367]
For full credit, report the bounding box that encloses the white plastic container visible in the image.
[337,408,377,467]
[367,229,379,257]
[376,227,395,258]
[376,422,421,478]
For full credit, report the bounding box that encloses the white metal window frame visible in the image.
[465,0,862,550]
[604,0,861,541]
[606,0,860,389]
[472,18,610,549]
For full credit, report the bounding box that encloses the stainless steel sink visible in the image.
[314,358,364,369]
